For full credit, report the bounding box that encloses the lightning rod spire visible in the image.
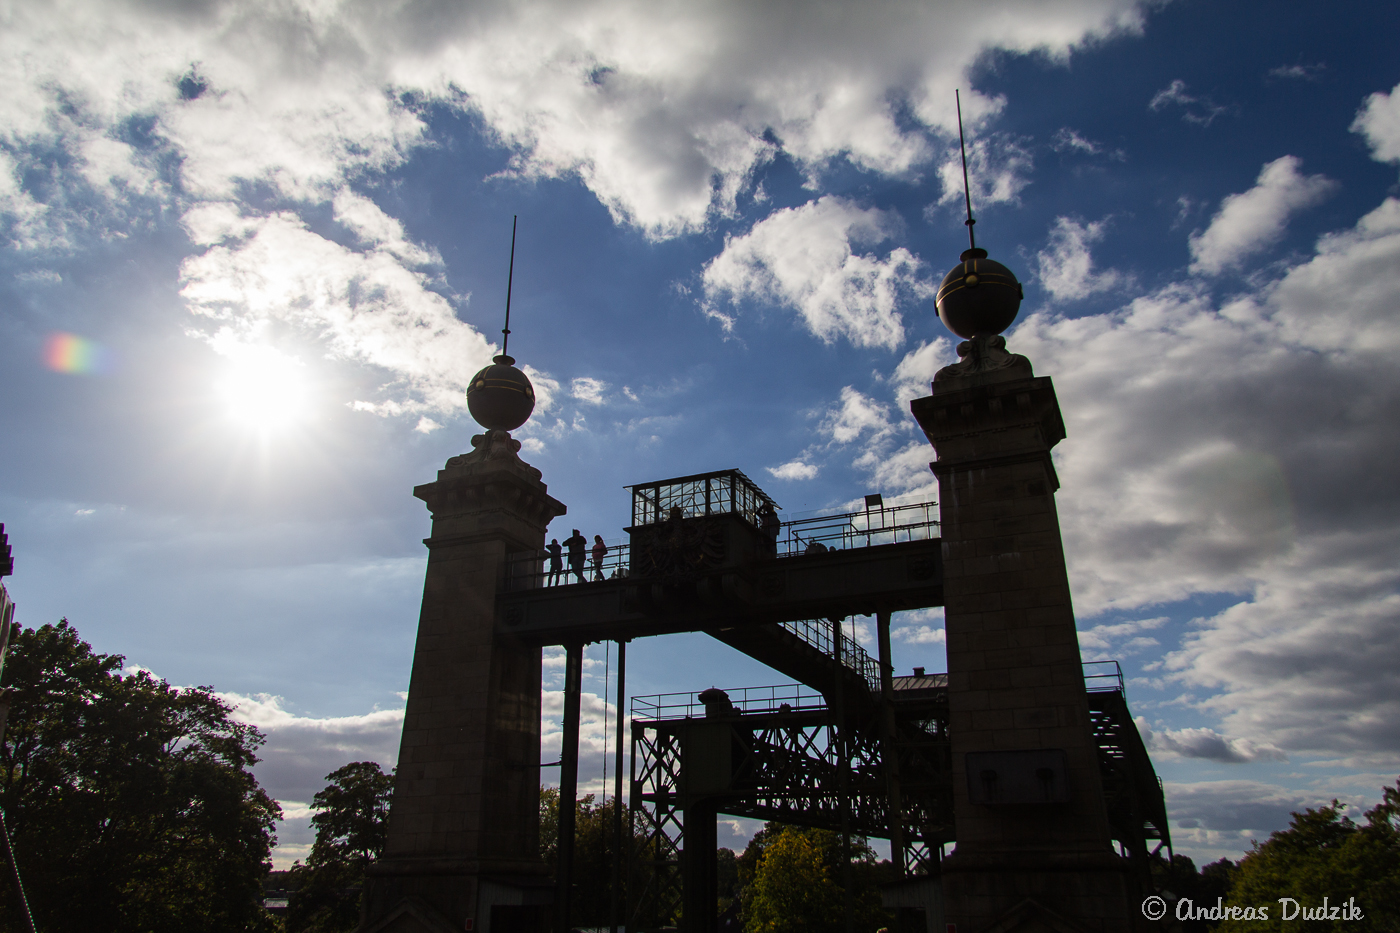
[501,215,517,358]
[956,89,976,252]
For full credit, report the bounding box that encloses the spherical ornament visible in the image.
[935,248,1024,339]
[466,355,535,431]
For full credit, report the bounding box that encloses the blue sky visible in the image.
[3,0,1400,868]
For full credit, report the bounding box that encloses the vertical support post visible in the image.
[611,640,627,933]
[876,609,907,873]
[557,643,584,933]
[832,618,854,933]
[681,799,718,933]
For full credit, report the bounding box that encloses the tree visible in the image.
[744,828,842,933]
[1152,854,1236,931]
[0,620,281,933]
[539,788,664,929]
[739,824,892,933]
[1216,779,1400,932]
[287,761,395,933]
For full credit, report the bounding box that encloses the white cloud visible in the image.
[1163,779,1339,862]
[1035,216,1125,301]
[853,440,939,500]
[1137,720,1286,763]
[0,0,1155,419]
[1051,127,1104,155]
[1188,156,1337,274]
[180,209,518,418]
[220,691,404,867]
[1077,616,1167,656]
[0,0,1150,246]
[893,607,946,645]
[1352,81,1400,166]
[541,687,627,799]
[767,460,819,481]
[1004,193,1400,762]
[332,191,440,267]
[830,363,944,499]
[934,133,1035,211]
[1267,63,1325,82]
[891,338,956,405]
[223,692,404,802]
[571,377,608,405]
[1148,79,1228,126]
[822,386,895,444]
[701,197,931,349]
[897,623,946,645]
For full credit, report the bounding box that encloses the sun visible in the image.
[214,345,311,432]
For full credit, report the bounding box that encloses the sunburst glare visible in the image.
[214,343,311,432]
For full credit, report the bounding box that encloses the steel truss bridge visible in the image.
[625,662,1170,927]
[495,469,1170,930]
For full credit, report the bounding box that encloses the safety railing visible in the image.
[779,618,882,694]
[634,661,1125,721]
[499,493,938,592]
[777,496,938,555]
[632,683,827,721]
[1082,659,1125,694]
[503,539,633,591]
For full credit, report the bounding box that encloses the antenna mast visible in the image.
[501,215,518,358]
[956,90,976,252]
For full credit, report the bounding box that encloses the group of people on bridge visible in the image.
[544,529,610,585]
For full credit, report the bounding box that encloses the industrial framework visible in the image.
[496,469,1170,931]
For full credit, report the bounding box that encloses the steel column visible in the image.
[557,643,584,933]
[876,608,907,872]
[611,640,627,933]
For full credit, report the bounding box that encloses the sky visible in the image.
[2,0,1399,870]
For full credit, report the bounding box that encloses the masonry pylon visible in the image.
[911,338,1144,932]
[360,429,565,933]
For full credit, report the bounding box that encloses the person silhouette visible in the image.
[563,529,587,584]
[758,501,781,553]
[591,534,609,580]
[545,538,563,585]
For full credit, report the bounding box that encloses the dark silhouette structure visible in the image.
[362,212,1166,933]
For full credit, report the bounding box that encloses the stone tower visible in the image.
[911,337,1142,932]
[360,428,565,933]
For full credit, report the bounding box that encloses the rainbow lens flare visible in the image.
[43,333,115,375]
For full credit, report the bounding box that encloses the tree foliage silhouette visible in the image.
[286,761,394,933]
[739,824,891,933]
[0,620,280,933]
[1216,779,1400,932]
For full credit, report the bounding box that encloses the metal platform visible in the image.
[627,663,1171,927]
[498,479,942,650]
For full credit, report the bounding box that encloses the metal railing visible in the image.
[631,683,827,720]
[1082,659,1125,694]
[504,539,633,591]
[779,618,881,694]
[628,469,776,529]
[776,496,938,555]
[501,493,938,592]
[634,661,1126,721]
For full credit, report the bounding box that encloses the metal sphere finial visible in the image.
[935,249,1023,339]
[467,354,535,431]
